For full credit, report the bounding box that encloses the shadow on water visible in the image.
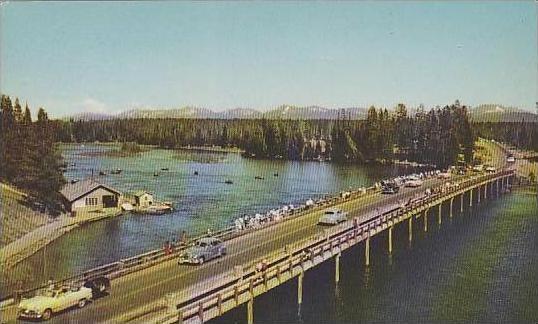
[210,192,538,324]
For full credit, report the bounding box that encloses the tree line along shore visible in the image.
[1,94,537,244]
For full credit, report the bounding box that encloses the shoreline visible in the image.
[0,209,123,271]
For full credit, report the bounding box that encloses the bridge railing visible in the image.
[6,182,382,302]
[153,170,514,323]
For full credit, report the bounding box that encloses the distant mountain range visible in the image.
[65,105,368,121]
[469,104,538,122]
[64,103,537,122]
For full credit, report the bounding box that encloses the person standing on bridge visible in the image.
[180,230,188,245]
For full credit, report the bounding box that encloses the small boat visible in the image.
[145,204,173,215]
[153,172,159,177]
[194,171,199,175]
[161,168,169,171]
[254,176,265,180]
[70,179,79,184]
[225,180,233,184]
[121,203,134,211]
[111,169,122,174]
[99,171,107,176]
[274,173,279,177]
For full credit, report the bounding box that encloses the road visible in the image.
[6,173,463,324]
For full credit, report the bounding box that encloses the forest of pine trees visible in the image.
[0,95,65,208]
[52,101,477,168]
[474,121,538,152]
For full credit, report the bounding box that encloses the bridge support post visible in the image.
[247,297,254,324]
[388,226,393,254]
[437,203,442,225]
[496,179,500,197]
[449,198,454,218]
[470,189,473,207]
[477,185,481,204]
[365,236,370,266]
[484,183,487,200]
[423,210,428,232]
[408,217,413,244]
[335,253,341,284]
[460,193,464,213]
[298,271,304,305]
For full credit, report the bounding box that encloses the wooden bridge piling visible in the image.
[470,188,473,207]
[388,226,393,254]
[298,271,304,305]
[365,236,370,266]
[247,298,254,324]
[408,217,413,244]
[423,209,428,232]
[437,203,442,225]
[335,253,341,284]
[448,197,454,218]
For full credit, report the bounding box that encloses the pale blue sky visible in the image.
[1,1,536,117]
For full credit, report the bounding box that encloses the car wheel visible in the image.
[78,299,87,308]
[42,308,52,321]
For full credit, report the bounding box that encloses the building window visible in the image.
[85,197,98,206]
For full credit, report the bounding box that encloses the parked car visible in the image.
[18,285,93,321]
[507,155,516,163]
[178,237,226,265]
[485,166,496,173]
[381,182,400,194]
[472,165,484,172]
[318,208,348,225]
[404,179,423,188]
[437,172,452,179]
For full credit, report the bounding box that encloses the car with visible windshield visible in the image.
[318,208,348,225]
[18,285,93,321]
[178,237,226,265]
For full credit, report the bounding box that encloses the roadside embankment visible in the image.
[0,184,123,270]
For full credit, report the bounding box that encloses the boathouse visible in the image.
[133,190,154,208]
[60,179,122,214]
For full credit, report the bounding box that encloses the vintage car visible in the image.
[404,179,423,187]
[318,208,348,225]
[18,285,93,321]
[178,237,226,265]
[381,182,400,194]
[437,172,452,179]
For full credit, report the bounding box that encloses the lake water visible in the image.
[212,190,538,323]
[2,143,420,294]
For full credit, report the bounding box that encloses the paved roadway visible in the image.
[3,140,508,323]
[6,173,465,324]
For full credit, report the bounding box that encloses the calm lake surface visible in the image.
[4,144,537,323]
[212,190,538,324]
[3,143,419,293]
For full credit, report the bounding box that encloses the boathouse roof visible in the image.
[60,179,122,202]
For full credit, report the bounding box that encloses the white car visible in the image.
[18,285,93,321]
[405,179,423,187]
[485,166,496,173]
[438,172,452,179]
[318,208,348,225]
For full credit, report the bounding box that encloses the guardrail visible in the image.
[151,170,514,324]
[5,183,381,302]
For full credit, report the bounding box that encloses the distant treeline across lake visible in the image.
[53,103,484,168]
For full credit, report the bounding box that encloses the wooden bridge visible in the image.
[0,167,516,324]
[145,170,515,324]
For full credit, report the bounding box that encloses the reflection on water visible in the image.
[2,144,420,295]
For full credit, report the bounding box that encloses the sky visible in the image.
[1,1,537,117]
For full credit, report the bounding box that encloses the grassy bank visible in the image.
[0,184,52,248]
